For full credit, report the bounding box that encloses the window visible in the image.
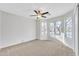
[55,21,62,35]
[65,17,72,39]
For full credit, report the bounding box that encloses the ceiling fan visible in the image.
[30,9,50,19]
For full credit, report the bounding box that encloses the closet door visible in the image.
[40,21,47,40]
[49,22,55,37]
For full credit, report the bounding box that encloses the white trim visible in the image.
[74,3,78,56]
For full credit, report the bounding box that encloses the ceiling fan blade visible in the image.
[30,15,37,16]
[34,10,38,14]
[38,10,40,13]
[42,16,47,18]
[42,12,49,15]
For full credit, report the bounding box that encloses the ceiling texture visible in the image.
[0,3,76,19]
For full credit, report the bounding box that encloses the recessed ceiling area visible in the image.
[0,3,76,19]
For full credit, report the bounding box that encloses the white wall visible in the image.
[0,11,36,48]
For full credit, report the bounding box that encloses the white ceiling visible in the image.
[0,3,76,19]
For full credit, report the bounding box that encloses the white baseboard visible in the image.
[0,39,35,49]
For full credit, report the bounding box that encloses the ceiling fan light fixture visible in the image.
[30,9,50,19]
[37,14,41,17]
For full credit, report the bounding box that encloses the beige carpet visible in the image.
[0,39,75,56]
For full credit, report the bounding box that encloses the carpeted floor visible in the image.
[0,39,75,56]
